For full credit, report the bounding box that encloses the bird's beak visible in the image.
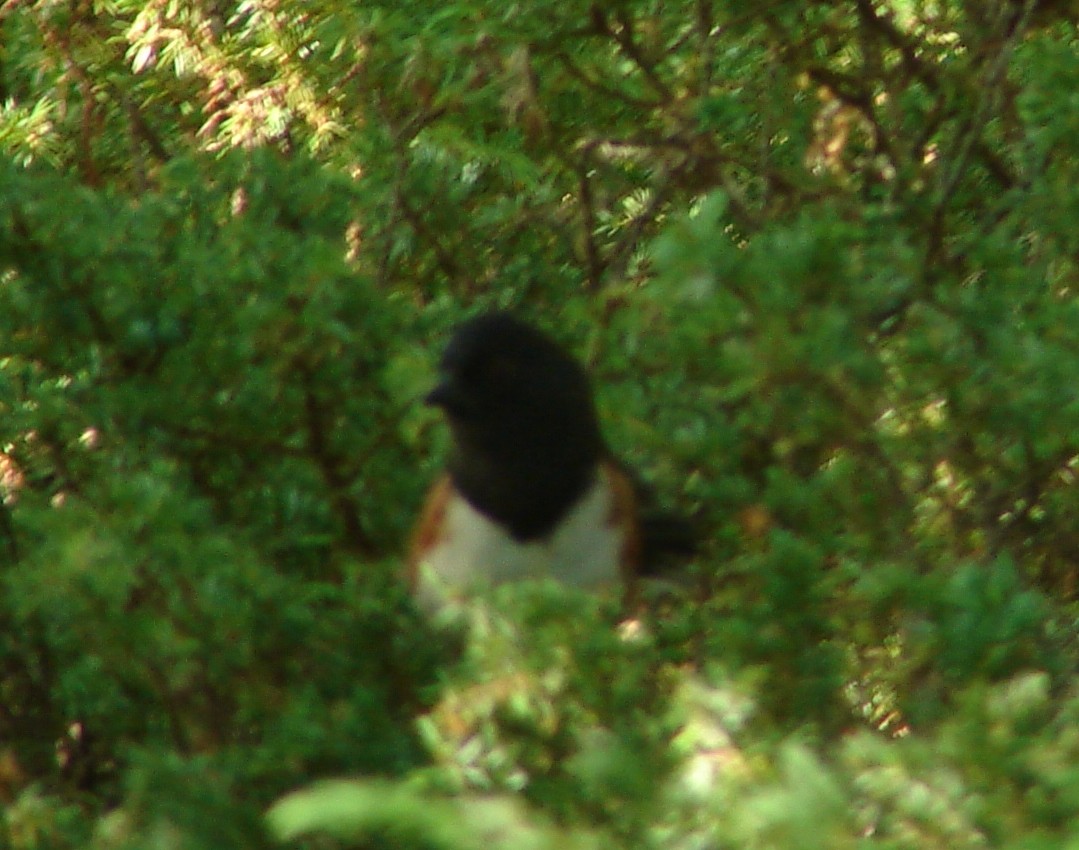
[425,376,465,413]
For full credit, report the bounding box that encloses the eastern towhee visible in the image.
[408,311,693,614]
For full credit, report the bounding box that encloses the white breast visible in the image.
[415,472,623,614]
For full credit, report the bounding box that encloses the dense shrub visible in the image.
[0,1,1077,847]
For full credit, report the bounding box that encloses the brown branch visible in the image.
[37,20,101,185]
[572,150,604,291]
[552,50,661,110]
[603,178,676,284]
[375,100,464,289]
[122,91,171,164]
[297,364,377,558]
[851,0,944,94]
[595,6,674,103]
[923,0,1033,271]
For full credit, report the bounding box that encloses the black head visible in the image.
[426,312,606,539]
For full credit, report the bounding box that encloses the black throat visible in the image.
[447,423,603,542]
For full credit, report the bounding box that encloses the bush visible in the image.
[0,1,1077,848]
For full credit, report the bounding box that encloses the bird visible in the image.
[407,311,694,615]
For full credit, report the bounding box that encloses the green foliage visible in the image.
[267,779,607,850]
[1,0,1078,848]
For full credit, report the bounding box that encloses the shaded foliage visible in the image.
[0,0,1077,848]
